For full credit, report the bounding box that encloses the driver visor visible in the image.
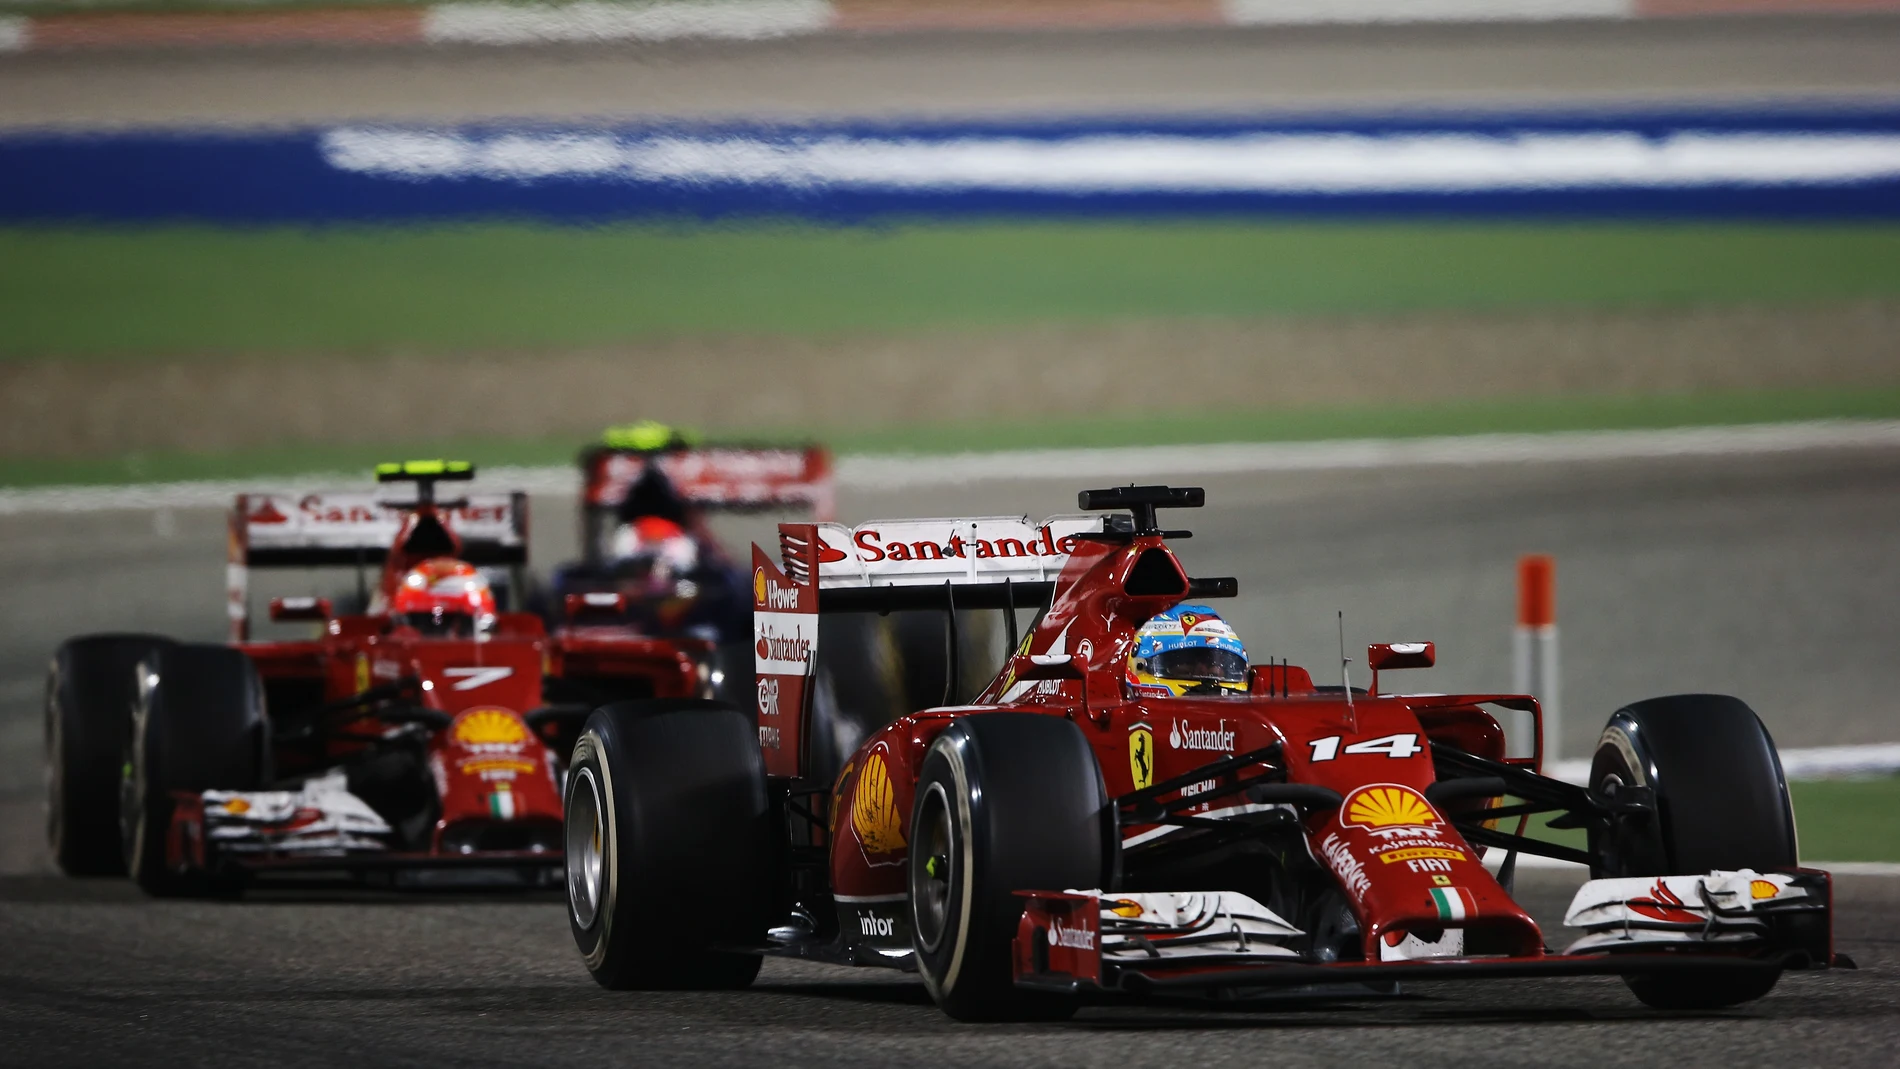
[1150,646,1248,684]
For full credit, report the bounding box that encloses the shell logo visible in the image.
[753,566,767,607]
[221,798,251,816]
[452,708,529,747]
[851,752,907,855]
[1749,879,1779,900]
[1341,783,1440,830]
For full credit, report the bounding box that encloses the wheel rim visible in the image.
[45,684,64,849]
[911,781,954,953]
[566,766,606,931]
[1592,770,1626,875]
[118,731,140,870]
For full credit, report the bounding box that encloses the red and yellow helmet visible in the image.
[1125,605,1249,697]
[390,558,496,637]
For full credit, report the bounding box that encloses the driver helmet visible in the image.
[1126,605,1249,697]
[609,516,699,587]
[390,558,497,638]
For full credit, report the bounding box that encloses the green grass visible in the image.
[1789,779,1900,863]
[5,222,1900,358]
[0,0,541,15]
[1512,778,1900,863]
[5,385,1899,489]
[0,0,657,14]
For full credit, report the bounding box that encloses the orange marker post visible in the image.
[1513,554,1559,763]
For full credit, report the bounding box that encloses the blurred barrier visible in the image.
[2,0,1897,53]
[7,108,1900,222]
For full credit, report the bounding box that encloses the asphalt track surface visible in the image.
[4,448,1900,1066]
[5,16,1900,130]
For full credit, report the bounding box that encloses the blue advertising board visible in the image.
[5,106,1900,223]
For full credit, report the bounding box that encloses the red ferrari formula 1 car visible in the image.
[44,461,721,894]
[562,485,1841,1017]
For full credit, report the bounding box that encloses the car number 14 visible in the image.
[1307,733,1423,762]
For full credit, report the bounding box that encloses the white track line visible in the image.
[423,0,830,46]
[6,419,1900,516]
[1807,861,1900,877]
[839,419,1900,491]
[1224,0,1632,25]
[1486,853,1900,876]
[1551,744,1900,784]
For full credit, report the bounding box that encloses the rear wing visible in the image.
[226,490,528,639]
[580,443,833,566]
[749,514,1103,779]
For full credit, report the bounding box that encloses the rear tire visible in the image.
[908,713,1110,1022]
[121,644,270,897]
[45,634,174,876]
[566,699,775,989]
[1588,693,1794,1010]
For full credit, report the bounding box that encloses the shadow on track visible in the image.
[0,872,565,906]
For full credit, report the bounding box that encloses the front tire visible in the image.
[566,699,776,989]
[1588,693,1794,1010]
[45,634,174,876]
[121,643,270,897]
[909,713,1110,1021]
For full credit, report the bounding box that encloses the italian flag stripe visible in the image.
[1430,886,1476,920]
[489,791,515,820]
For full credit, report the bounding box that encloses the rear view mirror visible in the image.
[269,596,332,623]
[1368,642,1435,671]
[1368,641,1434,695]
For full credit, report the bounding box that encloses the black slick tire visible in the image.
[121,643,270,897]
[565,699,775,990]
[45,634,175,876]
[1588,693,1795,1010]
[908,712,1110,1022]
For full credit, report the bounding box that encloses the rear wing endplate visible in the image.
[748,515,1102,779]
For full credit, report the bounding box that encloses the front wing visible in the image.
[1014,869,1836,996]
[166,784,561,882]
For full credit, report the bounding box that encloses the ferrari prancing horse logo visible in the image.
[1129,726,1155,791]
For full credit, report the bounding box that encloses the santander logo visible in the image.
[816,538,848,564]
[1169,719,1236,752]
[1046,917,1095,950]
[755,623,812,666]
